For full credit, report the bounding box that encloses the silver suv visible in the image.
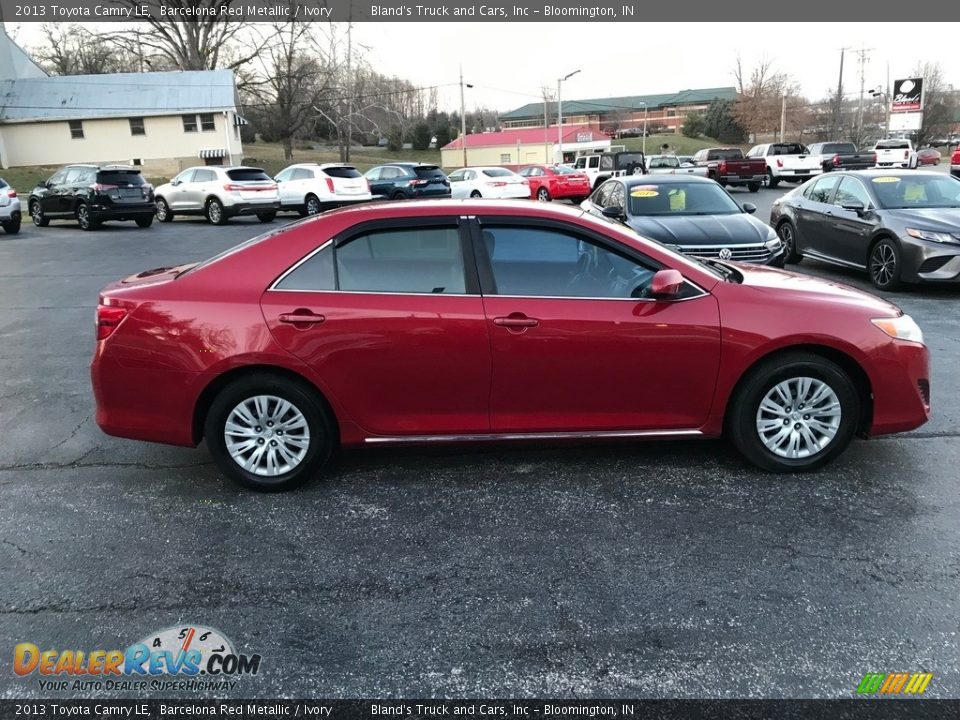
[154,166,280,225]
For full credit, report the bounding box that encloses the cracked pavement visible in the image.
[1,192,959,699]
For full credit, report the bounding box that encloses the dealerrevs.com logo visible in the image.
[13,625,262,693]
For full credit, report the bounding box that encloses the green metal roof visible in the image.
[501,87,737,120]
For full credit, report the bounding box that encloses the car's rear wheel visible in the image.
[30,201,49,227]
[869,238,902,291]
[76,203,99,231]
[304,195,322,216]
[206,198,227,225]
[135,215,153,228]
[2,218,20,234]
[729,352,859,472]
[776,221,802,264]
[747,182,760,193]
[470,190,482,198]
[391,191,408,201]
[155,198,173,222]
[257,212,276,223]
[536,187,551,202]
[204,374,335,492]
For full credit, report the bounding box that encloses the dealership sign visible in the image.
[891,78,923,112]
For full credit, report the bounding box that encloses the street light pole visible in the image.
[557,69,581,164]
[637,102,648,156]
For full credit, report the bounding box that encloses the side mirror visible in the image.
[742,202,757,214]
[601,205,623,219]
[172,179,182,186]
[38,179,49,188]
[650,269,684,298]
[841,200,866,216]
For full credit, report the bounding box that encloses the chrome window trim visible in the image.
[365,429,704,444]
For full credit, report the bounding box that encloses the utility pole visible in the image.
[344,20,353,162]
[459,65,468,168]
[855,47,873,144]
[834,48,845,139]
[780,95,787,142]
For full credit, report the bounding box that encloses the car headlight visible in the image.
[906,227,960,244]
[764,234,782,251]
[871,314,924,344]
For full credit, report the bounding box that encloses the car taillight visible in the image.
[832,154,841,167]
[904,150,910,159]
[718,160,727,174]
[224,183,245,192]
[7,189,16,198]
[325,178,335,193]
[91,183,118,192]
[872,153,878,164]
[96,305,128,341]
[408,179,428,187]
[776,159,784,168]
[487,181,508,187]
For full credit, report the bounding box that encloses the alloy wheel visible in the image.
[755,377,841,459]
[224,395,311,477]
[870,243,897,287]
[306,197,321,215]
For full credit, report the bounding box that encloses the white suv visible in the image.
[0,177,21,234]
[275,163,373,216]
[154,166,279,225]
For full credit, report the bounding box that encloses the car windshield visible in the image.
[869,174,960,209]
[627,182,742,216]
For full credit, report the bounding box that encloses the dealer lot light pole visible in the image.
[557,69,581,163]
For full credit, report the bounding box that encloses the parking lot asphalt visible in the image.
[2,189,960,699]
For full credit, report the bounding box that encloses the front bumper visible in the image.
[867,339,930,436]
[899,236,960,283]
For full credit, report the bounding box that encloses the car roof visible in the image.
[841,169,945,180]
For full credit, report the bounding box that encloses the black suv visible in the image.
[364,163,450,200]
[29,165,156,231]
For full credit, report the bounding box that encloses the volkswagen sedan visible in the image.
[92,200,930,491]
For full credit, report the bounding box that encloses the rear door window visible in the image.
[337,226,466,294]
[324,166,362,179]
[97,170,145,186]
[194,169,218,183]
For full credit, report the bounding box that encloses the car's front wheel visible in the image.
[135,215,153,228]
[536,187,551,202]
[204,374,336,492]
[304,195,322,216]
[869,238,902,291]
[729,352,860,472]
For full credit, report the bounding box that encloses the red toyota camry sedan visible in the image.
[91,200,930,491]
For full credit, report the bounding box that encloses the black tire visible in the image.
[304,194,322,216]
[776,221,802,264]
[391,191,408,201]
[76,203,99,231]
[470,190,482,198]
[767,170,780,189]
[257,212,276,223]
[2,218,21,234]
[536,187,551,202]
[204,374,336,492]
[155,198,173,223]
[747,182,760,193]
[728,352,860,473]
[206,198,228,225]
[135,215,153,228]
[868,237,902,291]
[30,201,49,227]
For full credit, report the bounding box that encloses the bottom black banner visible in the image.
[0,700,957,720]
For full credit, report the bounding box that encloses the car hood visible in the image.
[884,208,960,231]
[730,262,902,316]
[625,213,774,246]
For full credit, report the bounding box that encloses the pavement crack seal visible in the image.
[46,413,92,453]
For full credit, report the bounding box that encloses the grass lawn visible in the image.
[618,134,744,155]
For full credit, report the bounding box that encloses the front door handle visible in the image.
[494,314,539,329]
[279,310,326,325]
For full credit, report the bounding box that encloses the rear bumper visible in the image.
[0,204,21,221]
[411,188,451,199]
[89,202,155,220]
[225,201,280,217]
[721,174,766,185]
[552,185,591,198]
[867,340,930,436]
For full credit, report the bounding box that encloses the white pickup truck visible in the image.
[746,142,822,188]
[873,138,919,169]
[643,155,709,176]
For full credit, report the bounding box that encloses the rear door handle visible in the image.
[279,311,326,325]
[494,315,539,328]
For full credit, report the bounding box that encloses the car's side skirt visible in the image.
[801,249,866,270]
[365,429,706,444]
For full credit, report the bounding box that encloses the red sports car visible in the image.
[518,164,592,202]
[91,201,930,491]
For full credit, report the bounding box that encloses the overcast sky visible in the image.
[8,22,958,113]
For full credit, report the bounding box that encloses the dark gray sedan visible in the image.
[770,170,960,290]
[581,175,784,265]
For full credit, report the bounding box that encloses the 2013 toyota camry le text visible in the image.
[90,200,931,491]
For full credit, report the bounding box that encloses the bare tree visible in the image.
[732,55,799,140]
[911,61,958,147]
[29,24,141,75]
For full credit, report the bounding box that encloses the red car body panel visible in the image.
[520,165,591,200]
[91,200,930,454]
